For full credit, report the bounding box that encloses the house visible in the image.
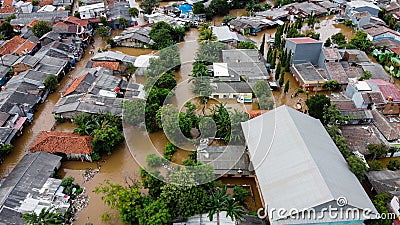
[15,2,33,13]
[52,0,73,7]
[39,31,61,47]
[345,81,385,109]
[210,26,255,44]
[367,170,400,197]
[173,211,266,225]
[78,2,106,20]
[318,48,342,66]
[366,79,400,102]
[197,145,253,176]
[133,54,159,76]
[52,22,85,36]
[0,127,16,145]
[228,17,275,34]
[90,61,121,73]
[0,65,9,86]
[285,2,328,17]
[12,55,41,73]
[363,24,400,43]
[30,131,93,161]
[324,62,348,86]
[341,109,373,125]
[220,49,269,82]
[241,105,378,224]
[0,36,26,55]
[371,109,400,142]
[107,1,137,29]
[290,63,326,91]
[0,54,20,67]
[113,26,154,48]
[254,9,289,21]
[346,0,380,17]
[10,11,69,26]
[341,125,383,155]
[348,11,371,28]
[0,152,63,225]
[374,38,399,49]
[339,49,371,64]
[385,2,400,15]
[316,1,340,14]
[285,37,323,65]
[91,51,136,65]
[210,82,255,101]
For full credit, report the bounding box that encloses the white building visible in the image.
[78,2,106,20]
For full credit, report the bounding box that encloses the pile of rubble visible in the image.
[82,166,100,183]
[72,188,89,212]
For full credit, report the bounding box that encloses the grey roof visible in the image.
[0,90,40,114]
[39,55,68,68]
[13,55,41,68]
[113,26,154,45]
[18,70,49,84]
[367,170,400,196]
[341,125,383,155]
[228,17,274,30]
[254,9,289,20]
[197,145,253,176]
[241,106,378,224]
[287,2,328,15]
[0,65,8,78]
[1,55,20,67]
[360,63,390,82]
[107,1,130,20]
[0,152,61,225]
[0,127,16,144]
[371,109,400,141]
[325,62,348,84]
[292,63,325,82]
[174,212,266,225]
[52,0,73,6]
[91,51,137,64]
[212,82,254,94]
[10,11,69,26]
[35,63,63,76]
[339,49,371,64]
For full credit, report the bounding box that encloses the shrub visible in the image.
[369,161,383,171]
[146,154,167,167]
[387,159,400,170]
[164,142,177,161]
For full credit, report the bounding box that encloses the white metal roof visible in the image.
[213,63,229,77]
[241,105,378,224]
[133,54,158,68]
[354,81,372,91]
[78,2,104,12]
[211,26,239,42]
[347,0,380,10]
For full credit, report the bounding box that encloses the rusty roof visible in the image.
[323,48,341,60]
[0,36,26,55]
[325,62,348,84]
[15,40,36,55]
[29,131,93,154]
[64,16,88,27]
[391,47,400,56]
[341,125,383,155]
[92,61,120,71]
[0,6,15,13]
[2,0,13,7]
[63,73,88,96]
[38,0,53,6]
[383,103,400,115]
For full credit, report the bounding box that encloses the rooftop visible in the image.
[286,37,321,44]
[323,48,342,60]
[92,61,120,71]
[347,0,380,10]
[371,109,400,141]
[367,170,400,196]
[29,131,93,155]
[325,62,348,84]
[0,36,26,55]
[367,79,400,101]
[292,63,326,84]
[341,125,383,155]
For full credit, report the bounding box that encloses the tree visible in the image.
[149,21,185,49]
[330,33,347,46]
[44,75,58,92]
[322,103,347,126]
[225,198,245,223]
[207,186,229,225]
[92,125,124,156]
[0,21,14,39]
[193,2,205,14]
[275,61,281,80]
[259,34,266,56]
[253,80,271,98]
[350,30,374,53]
[258,95,274,110]
[32,0,38,5]
[322,80,340,93]
[96,26,109,39]
[359,70,372,81]
[74,12,81,18]
[140,0,159,14]
[4,14,15,23]
[283,79,289,94]
[32,21,52,38]
[164,142,177,161]
[365,194,392,225]
[229,109,249,144]
[347,155,368,181]
[270,50,276,69]
[279,71,285,86]
[324,37,332,47]
[129,7,139,17]
[138,200,171,225]
[237,41,256,49]
[233,186,249,205]
[118,17,128,29]
[368,143,389,161]
[23,207,64,225]
[305,94,331,121]
[199,28,217,43]
[122,99,146,126]
[209,0,229,16]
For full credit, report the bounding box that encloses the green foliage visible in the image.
[324,38,332,47]
[193,2,205,14]
[368,143,389,161]
[283,79,289,93]
[196,41,225,63]
[140,169,165,198]
[129,7,139,17]
[96,26,109,39]
[344,19,353,27]
[209,0,229,16]
[118,17,128,28]
[365,194,392,225]
[322,103,347,126]
[207,186,245,223]
[0,144,13,160]
[253,81,271,98]
[32,21,52,38]
[387,159,400,170]
[369,161,383,171]
[325,125,352,159]
[32,0,38,5]
[146,154,167,167]
[149,21,185,49]
[101,212,111,221]
[0,22,14,40]
[23,207,64,225]
[138,199,171,225]
[347,155,368,181]
[44,75,59,92]
[306,94,331,121]
[330,33,347,46]
[92,125,124,156]
[259,34,266,56]
[146,45,180,77]
[199,28,217,42]
[4,14,15,23]
[222,16,237,25]
[106,38,116,48]
[279,70,285,86]
[164,142,177,161]
[359,70,372,81]
[74,12,81,18]
[122,99,146,126]
[140,0,159,14]
[349,30,374,54]
[237,41,257,49]
[322,80,340,92]
[233,186,250,205]
[61,177,74,187]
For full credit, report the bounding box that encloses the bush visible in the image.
[387,159,400,170]
[146,154,167,167]
[61,177,74,187]
[164,142,177,161]
[233,186,250,205]
[369,161,383,171]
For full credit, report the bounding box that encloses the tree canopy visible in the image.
[32,21,52,38]
[305,94,331,121]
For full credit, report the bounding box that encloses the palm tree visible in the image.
[225,198,245,224]
[23,207,64,225]
[199,28,217,43]
[198,22,211,33]
[207,186,229,225]
[128,7,139,18]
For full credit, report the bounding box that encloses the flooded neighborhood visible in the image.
[0,0,399,224]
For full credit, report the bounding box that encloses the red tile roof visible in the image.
[15,40,36,55]
[0,36,26,55]
[246,110,269,118]
[64,16,88,27]
[26,19,40,28]
[38,0,53,6]
[63,73,88,96]
[391,47,400,56]
[2,0,13,7]
[92,61,120,71]
[0,6,15,13]
[367,79,400,101]
[286,37,320,44]
[29,131,93,155]
[54,21,68,27]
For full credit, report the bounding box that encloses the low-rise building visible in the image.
[254,9,289,21]
[228,17,275,34]
[285,2,328,17]
[210,82,254,101]
[78,2,106,20]
[285,37,323,65]
[363,24,400,43]
[30,131,93,161]
[113,26,154,48]
[346,0,380,17]
[290,63,326,91]
[341,125,383,155]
